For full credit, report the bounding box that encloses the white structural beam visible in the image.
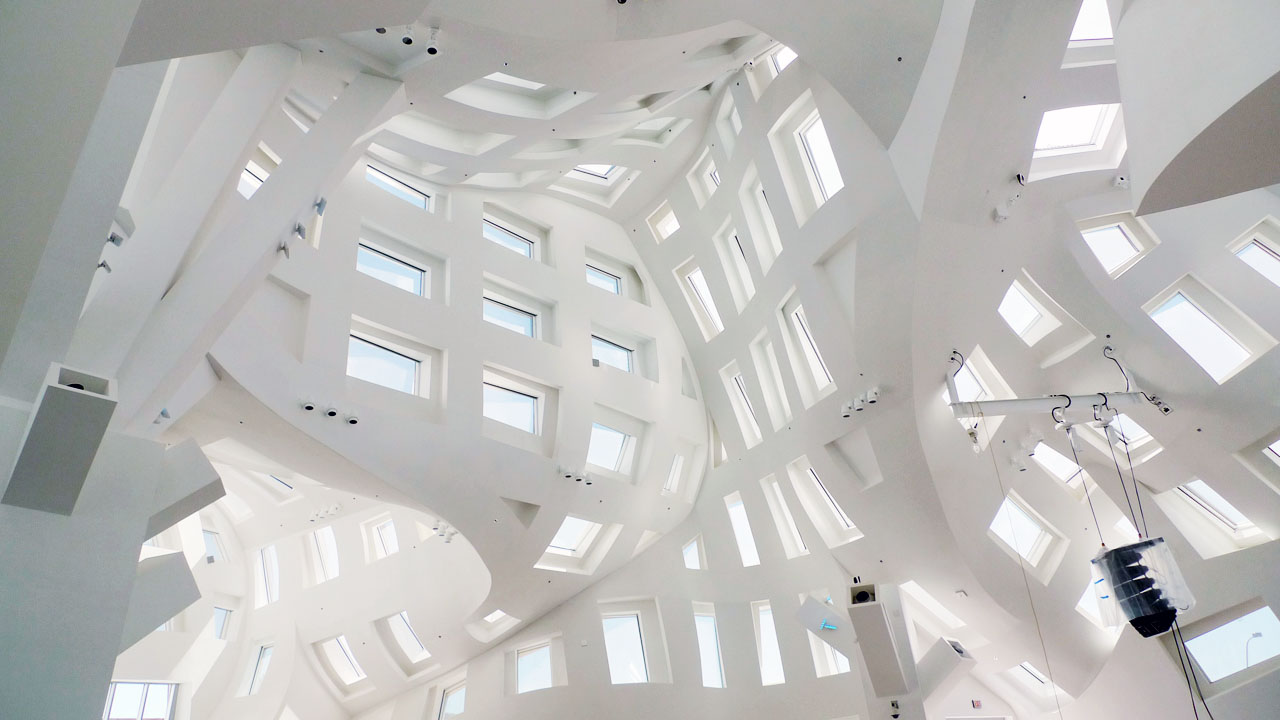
[68,45,301,378]
[113,73,405,428]
[945,392,1148,422]
[0,0,143,375]
[117,553,201,652]
[0,62,166,403]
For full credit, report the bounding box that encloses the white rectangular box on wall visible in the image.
[845,584,909,697]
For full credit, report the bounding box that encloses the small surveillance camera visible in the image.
[301,400,316,411]
[424,26,439,54]
[854,396,866,412]
[841,401,854,419]
[866,387,880,404]
[326,407,339,418]
[346,415,359,426]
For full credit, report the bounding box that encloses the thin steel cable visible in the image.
[1105,426,1142,538]
[1064,425,1105,547]
[1175,621,1218,720]
[1170,620,1202,720]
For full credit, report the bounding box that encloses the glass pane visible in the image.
[347,336,418,394]
[517,644,553,693]
[573,164,616,179]
[664,455,684,493]
[726,497,760,567]
[682,540,701,570]
[1070,0,1113,41]
[732,374,758,424]
[255,545,278,606]
[587,423,628,471]
[686,268,724,332]
[756,605,786,685]
[585,265,621,293]
[1151,293,1250,381]
[484,220,533,257]
[602,615,648,684]
[389,611,430,662]
[1031,442,1082,484]
[312,526,339,582]
[483,299,536,337]
[141,683,172,720]
[366,166,427,209]
[1181,479,1251,530]
[1081,225,1139,273]
[376,521,399,556]
[356,245,424,295]
[249,646,273,694]
[441,686,466,718]
[107,683,146,719]
[1185,606,1280,682]
[792,308,832,386]
[1237,242,1280,287]
[800,117,844,200]
[809,468,854,529]
[695,614,725,688]
[1035,104,1109,150]
[591,336,632,372]
[998,284,1041,336]
[213,607,230,640]
[237,162,267,199]
[990,498,1047,562]
[321,636,366,684]
[772,45,797,72]
[202,530,221,561]
[548,516,597,555]
[482,383,537,432]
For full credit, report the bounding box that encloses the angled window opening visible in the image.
[546,516,603,557]
[647,202,680,242]
[999,282,1041,336]
[366,165,429,209]
[1185,606,1280,682]
[1149,292,1250,383]
[601,614,649,684]
[1236,240,1280,287]
[716,224,757,312]
[725,492,761,567]
[807,467,854,530]
[771,45,798,73]
[722,364,762,447]
[373,518,400,559]
[787,303,834,401]
[761,475,808,558]
[752,601,786,685]
[1030,441,1091,495]
[664,455,685,495]
[483,218,534,258]
[483,382,539,434]
[347,335,419,395]
[572,164,617,180]
[1069,0,1113,44]
[1176,479,1255,534]
[740,167,783,271]
[253,545,279,607]
[798,114,844,202]
[591,335,633,372]
[308,525,340,584]
[750,331,793,430]
[516,643,553,693]
[319,635,367,686]
[440,682,466,719]
[682,536,704,570]
[1075,213,1160,277]
[693,603,725,688]
[356,244,425,296]
[388,610,431,663]
[244,645,274,695]
[238,160,269,199]
[1033,104,1120,156]
[585,264,622,294]
[482,296,537,338]
[989,495,1056,567]
[212,607,232,640]
[202,529,224,563]
[684,265,725,337]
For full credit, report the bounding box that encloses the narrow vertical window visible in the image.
[791,307,832,387]
[686,267,725,333]
[664,455,684,494]
[754,602,786,685]
[373,519,399,558]
[440,683,466,719]
[798,115,844,201]
[517,643,553,693]
[388,611,431,663]
[808,468,854,530]
[602,614,649,684]
[694,606,725,688]
[309,525,340,583]
[212,607,231,640]
[254,545,279,607]
[725,493,761,567]
[247,645,273,695]
[202,529,223,563]
[1236,240,1280,287]
[682,537,703,570]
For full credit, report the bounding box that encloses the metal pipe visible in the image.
[946,391,1148,420]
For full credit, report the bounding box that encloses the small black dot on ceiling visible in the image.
[1022,95,1027,100]
[504,62,508,66]
[1106,334,1112,339]
[1197,428,1203,432]
[897,56,902,62]
[319,49,325,53]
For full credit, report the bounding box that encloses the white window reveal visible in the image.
[585,264,622,294]
[388,611,431,663]
[319,635,367,685]
[798,115,844,202]
[347,336,419,394]
[373,519,399,558]
[693,604,725,688]
[1184,606,1280,682]
[254,545,279,607]
[753,601,786,685]
[517,643,553,693]
[440,682,466,719]
[989,496,1051,565]
[725,492,761,567]
[366,165,429,209]
[592,335,633,372]
[602,614,649,684]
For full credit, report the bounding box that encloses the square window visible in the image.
[366,165,429,209]
[591,336,633,372]
[648,204,680,242]
[483,383,538,433]
[546,516,603,557]
[602,614,649,684]
[1185,606,1280,682]
[356,244,425,295]
[517,643,553,693]
[483,297,537,338]
[388,610,431,663]
[998,283,1042,336]
[587,422,630,472]
[440,683,466,719]
[484,218,535,258]
[347,336,419,394]
[990,496,1051,564]
[1081,224,1140,274]
[798,115,844,202]
[1150,292,1250,382]
[585,264,621,294]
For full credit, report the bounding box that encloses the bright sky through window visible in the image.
[105,682,176,720]
[726,495,761,567]
[771,45,798,72]
[309,525,340,583]
[572,164,617,180]
[998,283,1041,336]
[483,298,536,337]
[365,166,428,209]
[484,72,545,90]
[517,644,553,693]
[1110,413,1151,445]
[374,519,399,557]
[799,116,845,201]
[213,607,231,640]
[654,209,680,239]
[389,611,431,663]
[347,336,418,394]
[1031,441,1082,484]
[1080,224,1140,274]
[695,613,725,688]
[484,609,508,623]
[483,219,534,257]
[1185,606,1280,681]
[356,245,424,295]
[548,516,599,556]
[990,497,1049,563]
[1150,292,1250,381]
[203,529,223,562]
[483,383,538,433]
[1178,479,1253,531]
[592,336,632,372]
[1034,104,1117,153]
[756,604,786,685]
[1237,241,1280,286]
[767,478,807,553]
[686,268,724,333]
[1070,0,1113,42]
[587,423,629,471]
[440,683,466,718]
[602,614,649,683]
[237,161,267,198]
[320,635,367,685]
[682,538,702,569]
[585,264,621,293]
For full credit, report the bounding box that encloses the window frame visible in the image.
[601,612,650,684]
[245,645,273,695]
[796,113,844,203]
[439,681,466,719]
[1141,274,1276,384]
[102,681,178,720]
[1076,213,1159,278]
[751,601,786,685]
[591,334,634,373]
[365,164,430,210]
[515,642,554,694]
[585,263,622,294]
[483,217,536,258]
[308,525,340,584]
[356,242,427,296]
[482,381,541,434]
[347,333,421,395]
[724,492,761,567]
[693,605,726,688]
[482,296,538,338]
[254,545,279,607]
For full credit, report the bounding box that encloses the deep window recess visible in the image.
[366,165,428,209]
[483,298,537,338]
[347,336,419,394]
[602,614,649,684]
[483,383,538,433]
[483,219,535,258]
[356,244,425,295]
[592,336,633,372]
[585,264,622,293]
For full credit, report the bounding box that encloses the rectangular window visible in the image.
[808,468,854,530]
[585,264,622,294]
[799,115,844,201]
[547,516,602,557]
[1176,479,1254,533]
[1031,441,1084,485]
[694,607,725,688]
[998,283,1042,336]
[664,455,684,494]
[1185,606,1280,682]
[686,267,725,334]
[374,519,399,558]
[484,218,534,258]
[347,336,419,394]
[356,244,425,295]
[602,614,649,684]
[725,492,761,567]
[763,476,808,557]
[254,545,279,607]
[517,643,553,693]
[212,607,231,640]
[682,537,703,570]
[573,164,617,180]
[483,297,537,338]
[202,529,223,563]
[1080,224,1140,273]
[732,373,759,427]
[238,161,268,199]
[1033,104,1120,156]
[592,336,633,372]
[989,497,1050,564]
[1236,240,1280,287]
[791,306,832,388]
[587,422,630,472]
[319,635,367,685]
[309,525,340,583]
[753,602,786,685]
[440,683,466,719]
[247,645,273,695]
[771,45,798,73]
[388,611,431,663]
[366,165,428,209]
[1149,292,1250,382]
[104,682,177,720]
[483,383,539,433]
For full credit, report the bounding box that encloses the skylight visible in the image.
[1111,413,1151,445]
[483,298,536,337]
[347,336,418,394]
[694,610,725,688]
[998,283,1042,336]
[571,164,617,180]
[602,614,649,683]
[1081,224,1140,274]
[1177,479,1254,532]
[1070,0,1113,42]
[1185,606,1280,681]
[484,72,546,91]
[366,165,428,209]
[1236,240,1280,286]
[1031,441,1083,485]
[484,609,508,623]
[356,244,425,295]
[725,493,761,567]
[799,115,844,201]
[388,611,431,663]
[990,496,1050,563]
[586,422,629,471]
[1266,439,1280,468]
[1150,292,1250,381]
[592,336,632,372]
[771,45,798,73]
[238,161,267,198]
[547,516,601,556]
[1033,104,1119,156]
[483,383,538,433]
[517,643,553,693]
[653,208,680,239]
[755,602,786,685]
[319,635,367,685]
